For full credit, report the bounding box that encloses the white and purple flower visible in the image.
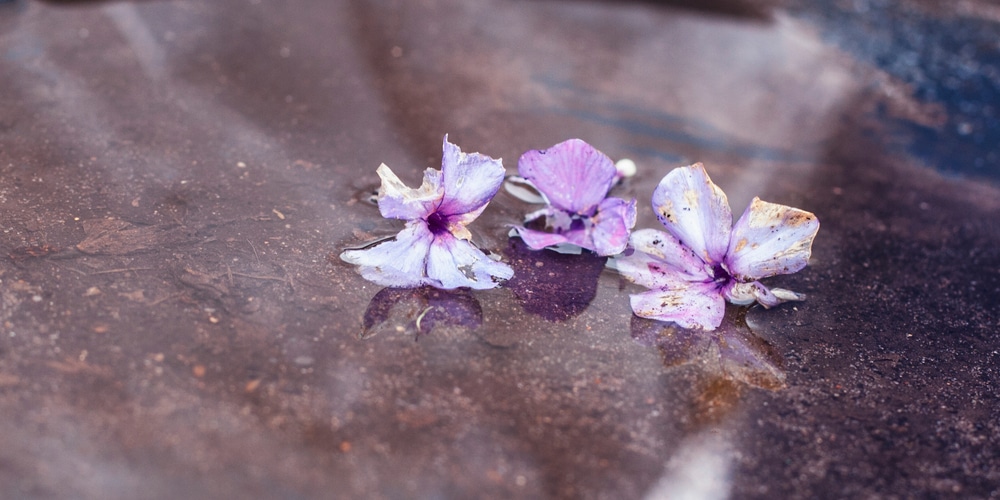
[340,136,514,290]
[511,139,637,256]
[616,163,819,330]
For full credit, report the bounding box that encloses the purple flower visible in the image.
[341,136,513,290]
[616,163,819,330]
[511,139,637,256]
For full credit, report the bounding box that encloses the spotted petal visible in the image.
[725,197,819,282]
[618,229,710,286]
[340,221,434,287]
[651,163,732,265]
[518,139,617,216]
[376,163,443,221]
[629,281,726,330]
[437,136,506,224]
[426,232,513,290]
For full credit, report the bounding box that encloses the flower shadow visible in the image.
[503,237,607,322]
[361,286,483,340]
[630,306,786,391]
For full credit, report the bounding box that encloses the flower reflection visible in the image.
[361,287,483,340]
[630,305,785,390]
[503,238,607,322]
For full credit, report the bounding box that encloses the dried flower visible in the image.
[511,139,636,256]
[616,163,819,330]
[341,136,513,289]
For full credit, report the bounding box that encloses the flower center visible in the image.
[426,211,451,236]
[712,263,732,284]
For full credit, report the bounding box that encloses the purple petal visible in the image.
[513,198,635,256]
[436,136,506,223]
[512,226,575,251]
[518,139,616,216]
[425,233,514,290]
[651,163,732,265]
[617,229,711,287]
[629,282,726,330]
[725,197,819,281]
[340,221,434,287]
[376,164,443,221]
[589,197,637,256]
[514,221,607,256]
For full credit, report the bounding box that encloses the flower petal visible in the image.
[514,198,634,256]
[651,163,732,265]
[340,221,434,287]
[436,136,506,223]
[511,226,574,251]
[725,197,819,281]
[426,233,514,290]
[518,139,617,216]
[589,197,637,256]
[617,229,710,286]
[376,163,443,221]
[629,282,726,330]
[723,281,804,308]
[503,175,547,204]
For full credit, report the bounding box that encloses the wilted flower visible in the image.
[341,136,513,290]
[616,163,819,330]
[511,139,637,256]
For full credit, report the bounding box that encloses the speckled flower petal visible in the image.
[436,136,506,224]
[617,229,710,286]
[651,163,732,265]
[340,221,434,287]
[376,163,443,221]
[589,197,637,256]
[629,282,726,330]
[426,233,513,290]
[518,139,617,216]
[725,197,819,282]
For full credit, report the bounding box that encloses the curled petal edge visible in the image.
[724,281,805,308]
[376,164,443,221]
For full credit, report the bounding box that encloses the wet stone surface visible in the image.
[1,0,999,498]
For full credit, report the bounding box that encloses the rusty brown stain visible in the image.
[8,244,60,261]
[734,238,749,253]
